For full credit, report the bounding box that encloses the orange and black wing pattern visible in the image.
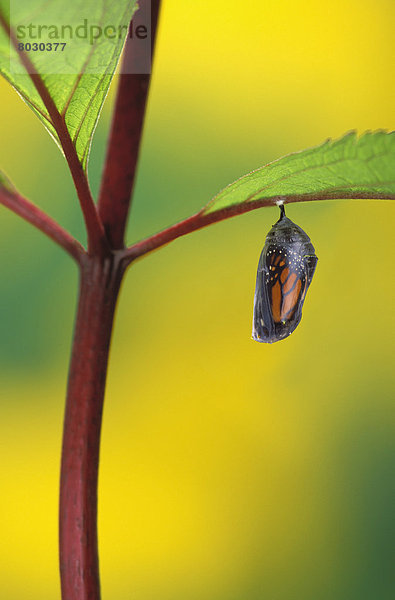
[252,206,318,343]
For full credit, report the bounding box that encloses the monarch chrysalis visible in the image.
[252,204,318,343]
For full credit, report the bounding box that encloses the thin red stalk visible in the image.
[0,186,84,262]
[122,191,395,263]
[98,0,161,248]
[59,253,125,600]
[0,12,107,255]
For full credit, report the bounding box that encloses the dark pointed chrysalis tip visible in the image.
[252,204,318,343]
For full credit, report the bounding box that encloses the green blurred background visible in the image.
[1,0,394,598]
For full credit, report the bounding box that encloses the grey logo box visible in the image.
[8,0,152,75]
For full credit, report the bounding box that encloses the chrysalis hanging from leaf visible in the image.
[252,204,318,343]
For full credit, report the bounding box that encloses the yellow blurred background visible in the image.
[1,0,394,598]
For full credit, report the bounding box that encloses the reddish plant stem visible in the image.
[59,252,125,600]
[0,11,107,256]
[98,0,161,248]
[122,191,395,263]
[59,7,162,598]
[0,186,84,262]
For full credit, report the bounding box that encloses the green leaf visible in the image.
[205,131,395,214]
[0,0,138,169]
